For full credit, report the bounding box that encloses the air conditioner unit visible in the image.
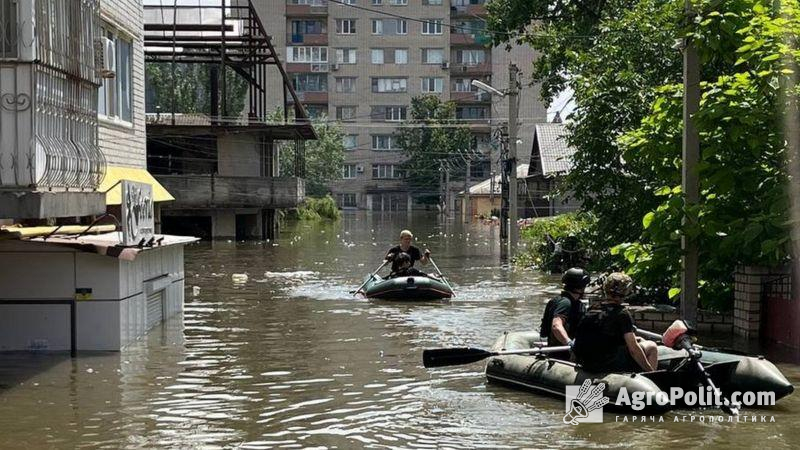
[94,37,116,79]
[331,63,340,71]
[356,165,365,173]
[441,61,450,70]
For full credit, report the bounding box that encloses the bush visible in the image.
[297,195,341,221]
[516,213,597,272]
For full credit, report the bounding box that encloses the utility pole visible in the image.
[439,160,445,214]
[464,157,471,223]
[444,163,450,216]
[500,132,509,240]
[508,63,520,257]
[681,0,700,324]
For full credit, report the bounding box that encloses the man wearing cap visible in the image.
[539,268,591,349]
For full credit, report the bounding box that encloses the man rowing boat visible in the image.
[385,229,431,267]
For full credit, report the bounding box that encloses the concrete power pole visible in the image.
[681,0,700,324]
[508,63,520,257]
[464,157,471,223]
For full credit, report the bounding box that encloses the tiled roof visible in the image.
[533,123,575,176]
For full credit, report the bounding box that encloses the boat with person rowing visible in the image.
[483,330,794,413]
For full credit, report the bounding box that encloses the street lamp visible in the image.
[471,65,520,258]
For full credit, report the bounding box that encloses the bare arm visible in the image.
[551,316,571,345]
[420,249,431,266]
[624,332,654,371]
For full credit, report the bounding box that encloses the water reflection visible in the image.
[0,212,797,448]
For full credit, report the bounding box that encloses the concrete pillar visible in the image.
[366,194,373,211]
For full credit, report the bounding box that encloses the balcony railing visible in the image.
[156,175,306,209]
[287,33,328,45]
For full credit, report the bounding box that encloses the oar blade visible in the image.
[422,347,494,368]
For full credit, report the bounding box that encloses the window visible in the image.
[290,20,325,36]
[389,0,407,5]
[460,49,486,66]
[372,164,403,179]
[396,19,407,34]
[336,19,356,34]
[289,0,325,4]
[372,135,400,150]
[371,106,407,122]
[287,46,328,63]
[372,78,407,93]
[422,19,443,35]
[98,26,133,122]
[342,0,356,3]
[342,164,358,179]
[453,78,478,92]
[372,0,382,4]
[371,49,384,64]
[421,77,444,93]
[372,19,383,35]
[394,49,408,64]
[293,73,328,92]
[343,135,358,150]
[456,106,489,120]
[422,48,444,64]
[305,105,327,119]
[423,0,443,4]
[336,48,357,64]
[335,77,357,93]
[336,106,357,121]
[338,193,357,207]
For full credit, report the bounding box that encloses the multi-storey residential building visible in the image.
[257,0,545,211]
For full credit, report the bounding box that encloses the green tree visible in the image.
[272,110,346,197]
[614,0,799,308]
[394,96,473,204]
[145,63,248,115]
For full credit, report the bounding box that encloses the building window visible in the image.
[342,164,358,179]
[336,19,357,34]
[421,77,444,93]
[422,19,443,35]
[394,49,408,64]
[336,106,357,121]
[372,78,407,93]
[389,0,407,5]
[335,77,357,93]
[459,49,486,66]
[372,19,383,35]
[342,0,356,4]
[422,48,444,64]
[98,26,133,122]
[290,20,326,37]
[372,135,400,150]
[338,193,357,207]
[372,164,403,179]
[371,106,407,122]
[343,135,358,150]
[293,73,328,92]
[453,20,485,35]
[423,0,443,4]
[396,19,407,34]
[372,0,382,4]
[289,0,325,4]
[371,49,384,64]
[453,77,478,92]
[456,106,488,120]
[287,46,328,63]
[335,48,357,64]
[305,105,327,119]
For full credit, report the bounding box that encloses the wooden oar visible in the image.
[427,256,455,296]
[423,345,570,368]
[350,260,389,296]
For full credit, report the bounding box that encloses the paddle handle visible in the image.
[353,260,389,296]
[634,326,663,342]
[427,256,454,295]
[423,345,570,368]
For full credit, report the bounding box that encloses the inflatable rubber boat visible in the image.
[484,331,794,413]
[359,274,453,300]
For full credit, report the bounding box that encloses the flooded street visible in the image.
[1,212,800,449]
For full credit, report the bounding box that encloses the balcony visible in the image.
[287,33,328,45]
[450,91,491,102]
[450,3,487,17]
[286,3,328,16]
[451,62,492,75]
[156,175,305,209]
[294,91,329,103]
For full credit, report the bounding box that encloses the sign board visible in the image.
[121,180,155,246]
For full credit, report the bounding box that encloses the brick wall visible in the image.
[733,265,792,339]
[628,306,733,334]
[98,0,146,170]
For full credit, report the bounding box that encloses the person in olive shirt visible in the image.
[573,272,658,373]
[539,268,591,348]
[385,230,430,267]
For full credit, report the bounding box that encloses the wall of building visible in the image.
[218,134,262,177]
[0,240,186,351]
[98,0,147,169]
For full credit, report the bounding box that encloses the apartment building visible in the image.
[255,0,544,211]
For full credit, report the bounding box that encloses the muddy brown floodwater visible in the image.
[1,212,799,449]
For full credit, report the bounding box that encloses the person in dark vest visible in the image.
[539,268,591,350]
[573,272,658,373]
[385,230,430,267]
[388,252,430,279]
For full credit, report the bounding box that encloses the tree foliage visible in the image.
[272,110,346,197]
[394,96,473,204]
[145,63,248,115]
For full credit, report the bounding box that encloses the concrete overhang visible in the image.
[0,190,105,220]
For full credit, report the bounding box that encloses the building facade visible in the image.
[257,0,545,211]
